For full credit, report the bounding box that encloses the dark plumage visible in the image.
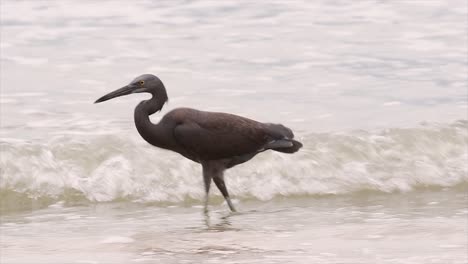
[95,74,302,212]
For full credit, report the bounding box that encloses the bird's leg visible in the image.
[202,164,212,214]
[213,173,237,212]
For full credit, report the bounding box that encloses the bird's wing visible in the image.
[173,112,269,160]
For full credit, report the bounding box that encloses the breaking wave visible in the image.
[1,120,467,211]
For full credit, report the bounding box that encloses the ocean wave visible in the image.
[1,120,467,210]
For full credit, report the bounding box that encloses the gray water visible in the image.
[1,0,467,263]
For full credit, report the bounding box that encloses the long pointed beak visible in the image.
[94,85,134,104]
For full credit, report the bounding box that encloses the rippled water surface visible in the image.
[2,191,467,264]
[1,0,467,263]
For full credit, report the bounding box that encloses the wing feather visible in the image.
[173,111,268,160]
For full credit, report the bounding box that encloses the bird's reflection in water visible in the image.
[201,211,241,232]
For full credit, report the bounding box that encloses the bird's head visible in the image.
[94,74,166,104]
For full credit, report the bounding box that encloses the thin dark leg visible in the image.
[213,174,237,212]
[202,165,212,214]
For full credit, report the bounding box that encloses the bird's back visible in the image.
[163,108,301,161]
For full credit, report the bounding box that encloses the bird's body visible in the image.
[95,74,302,212]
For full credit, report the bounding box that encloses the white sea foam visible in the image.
[5,56,49,66]
[0,121,466,207]
[100,236,135,244]
[383,101,402,106]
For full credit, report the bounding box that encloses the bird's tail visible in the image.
[264,123,303,154]
[272,139,303,153]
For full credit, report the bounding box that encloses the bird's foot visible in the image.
[203,196,210,215]
[226,199,237,213]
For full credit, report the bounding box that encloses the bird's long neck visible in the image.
[143,88,168,115]
[134,90,170,149]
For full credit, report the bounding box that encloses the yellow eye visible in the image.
[138,80,145,86]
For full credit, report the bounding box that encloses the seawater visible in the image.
[0,0,467,263]
[1,121,467,212]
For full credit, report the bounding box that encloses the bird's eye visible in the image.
[138,80,145,86]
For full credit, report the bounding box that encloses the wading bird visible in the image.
[95,74,302,212]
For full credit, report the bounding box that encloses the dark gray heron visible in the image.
[95,74,302,212]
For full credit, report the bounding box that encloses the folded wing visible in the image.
[174,112,268,160]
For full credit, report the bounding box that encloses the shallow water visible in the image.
[2,190,467,264]
[1,0,467,263]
